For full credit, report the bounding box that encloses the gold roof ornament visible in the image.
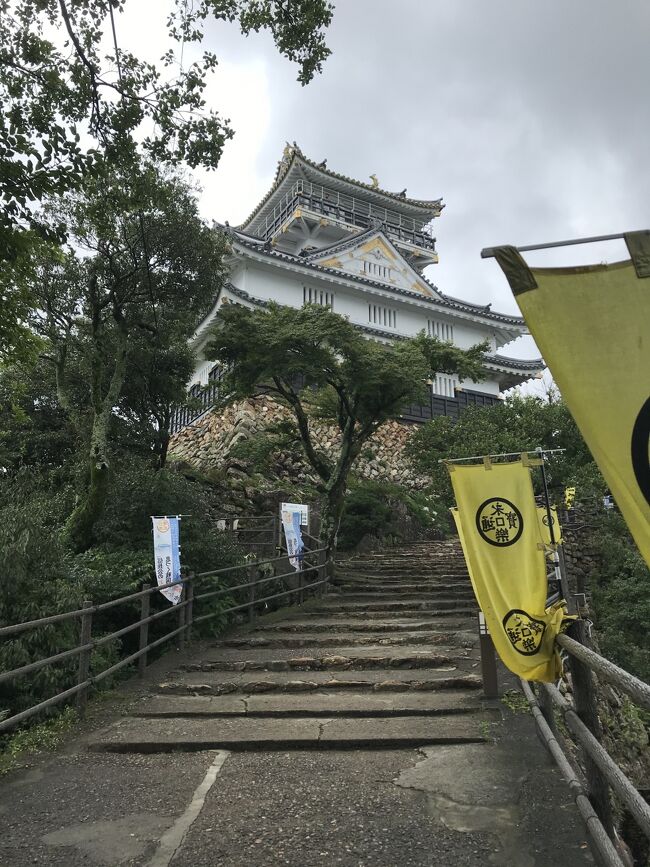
[369,173,379,188]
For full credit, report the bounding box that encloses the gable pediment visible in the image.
[309,231,439,298]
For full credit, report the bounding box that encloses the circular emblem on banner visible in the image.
[475,497,523,546]
[631,396,650,508]
[541,512,555,528]
[502,609,546,655]
[156,518,170,533]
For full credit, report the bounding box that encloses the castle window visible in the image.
[369,304,396,329]
[433,373,458,397]
[427,319,454,341]
[363,261,392,281]
[303,286,334,309]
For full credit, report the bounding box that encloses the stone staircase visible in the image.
[89,538,495,752]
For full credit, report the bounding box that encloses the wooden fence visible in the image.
[0,541,330,735]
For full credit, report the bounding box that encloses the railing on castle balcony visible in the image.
[400,387,502,424]
[261,179,437,253]
[170,364,226,434]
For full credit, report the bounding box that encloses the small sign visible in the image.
[280,502,309,527]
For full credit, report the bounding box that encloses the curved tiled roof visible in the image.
[240,144,444,231]
[229,231,527,327]
[221,283,543,375]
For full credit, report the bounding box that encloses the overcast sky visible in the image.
[120,1,649,367]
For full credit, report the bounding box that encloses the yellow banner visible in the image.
[537,505,562,547]
[449,461,564,681]
[494,238,650,568]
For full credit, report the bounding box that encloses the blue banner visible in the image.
[151,516,183,604]
[281,509,304,571]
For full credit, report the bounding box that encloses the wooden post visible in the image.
[177,593,186,652]
[538,683,558,740]
[185,575,194,643]
[568,619,615,839]
[138,585,151,678]
[76,600,93,716]
[318,547,327,597]
[325,553,334,596]
[298,561,305,606]
[248,563,257,624]
[270,515,278,558]
[477,612,499,699]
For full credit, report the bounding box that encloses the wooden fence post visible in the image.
[76,600,93,716]
[324,552,334,595]
[318,547,327,597]
[177,593,186,652]
[538,683,558,740]
[298,563,304,606]
[185,574,194,643]
[477,612,499,699]
[568,619,615,839]
[248,563,257,624]
[138,585,151,678]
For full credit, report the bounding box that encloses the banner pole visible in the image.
[480,231,628,259]
[536,448,575,609]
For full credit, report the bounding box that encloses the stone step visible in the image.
[154,670,483,696]
[335,571,470,582]
[197,642,479,663]
[250,618,475,633]
[289,607,477,620]
[87,714,491,753]
[132,691,488,718]
[334,584,475,597]
[330,587,474,605]
[179,650,458,673]
[336,557,467,572]
[214,630,478,650]
[338,563,465,569]
[310,599,476,613]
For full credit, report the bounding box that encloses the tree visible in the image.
[405,393,606,511]
[29,165,226,551]
[205,302,487,551]
[116,332,196,469]
[0,0,334,262]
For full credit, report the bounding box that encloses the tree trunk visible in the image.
[65,325,128,552]
[158,427,170,469]
[65,446,112,552]
[321,432,361,558]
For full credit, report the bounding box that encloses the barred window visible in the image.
[427,319,453,341]
[303,286,334,308]
[363,260,392,280]
[368,303,397,329]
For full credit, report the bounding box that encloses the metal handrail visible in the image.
[556,633,650,710]
[520,680,626,867]
[0,538,331,734]
[519,624,650,866]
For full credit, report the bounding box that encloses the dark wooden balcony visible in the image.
[261,180,437,254]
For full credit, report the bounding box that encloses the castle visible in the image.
[174,143,542,432]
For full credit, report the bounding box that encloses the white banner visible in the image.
[151,516,183,605]
[281,509,304,571]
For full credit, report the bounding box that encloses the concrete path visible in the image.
[0,539,595,866]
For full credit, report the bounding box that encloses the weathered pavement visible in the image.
[0,540,594,866]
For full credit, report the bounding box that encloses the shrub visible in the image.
[337,479,444,550]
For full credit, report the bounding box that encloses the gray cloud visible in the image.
[199,1,650,356]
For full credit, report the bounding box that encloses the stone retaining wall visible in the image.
[169,395,430,490]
